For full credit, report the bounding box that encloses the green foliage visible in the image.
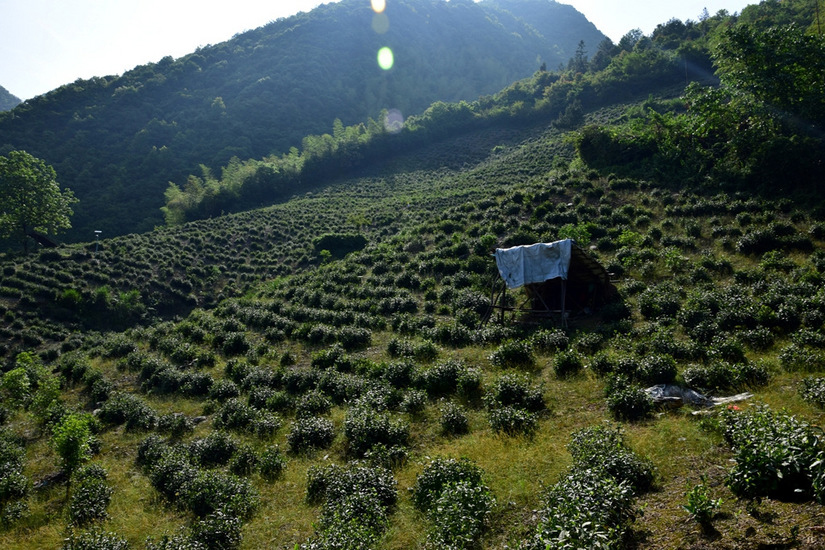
[0,429,29,526]
[61,529,130,550]
[723,405,823,499]
[684,480,722,524]
[70,464,113,526]
[52,413,94,479]
[0,150,77,253]
[412,457,484,512]
[287,416,335,454]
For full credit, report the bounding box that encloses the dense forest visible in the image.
[0,0,604,245]
[2,0,825,549]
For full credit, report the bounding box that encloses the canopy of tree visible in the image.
[0,150,77,254]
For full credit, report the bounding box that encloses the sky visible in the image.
[1,0,755,101]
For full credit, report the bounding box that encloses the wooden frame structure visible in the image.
[485,239,615,327]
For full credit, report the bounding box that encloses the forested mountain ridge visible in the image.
[0,85,21,112]
[0,0,604,245]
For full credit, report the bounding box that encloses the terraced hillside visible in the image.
[2,86,825,549]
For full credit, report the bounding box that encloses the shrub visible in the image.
[636,353,677,385]
[412,457,484,512]
[439,401,469,436]
[530,329,569,354]
[259,446,287,482]
[485,374,544,412]
[181,471,258,519]
[568,425,655,493]
[189,509,243,550]
[421,359,466,396]
[295,390,332,418]
[287,416,335,454]
[157,413,194,440]
[800,377,825,409]
[61,529,130,550]
[521,468,637,550]
[213,398,256,432]
[553,350,583,378]
[344,405,409,457]
[489,340,535,369]
[489,405,538,436]
[70,466,113,526]
[208,379,240,402]
[723,405,823,499]
[188,431,238,468]
[399,389,428,415]
[229,444,258,476]
[425,480,495,550]
[682,361,770,393]
[606,382,653,422]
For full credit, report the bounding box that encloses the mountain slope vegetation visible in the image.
[1,1,825,549]
[0,0,603,245]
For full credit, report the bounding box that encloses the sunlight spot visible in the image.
[372,13,390,34]
[384,109,404,133]
[377,47,394,70]
[371,0,386,14]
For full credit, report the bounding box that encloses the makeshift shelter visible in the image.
[489,239,615,325]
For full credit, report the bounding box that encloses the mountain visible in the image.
[0,85,21,111]
[0,0,605,246]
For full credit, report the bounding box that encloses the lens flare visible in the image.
[372,13,390,34]
[384,109,404,134]
[377,47,394,70]
[371,0,386,14]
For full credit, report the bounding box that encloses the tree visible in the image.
[0,150,77,253]
[52,413,93,499]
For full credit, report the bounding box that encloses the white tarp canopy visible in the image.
[493,239,573,290]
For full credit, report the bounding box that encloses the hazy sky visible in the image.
[1,0,754,101]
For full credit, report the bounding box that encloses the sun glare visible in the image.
[377,47,394,70]
[371,0,386,14]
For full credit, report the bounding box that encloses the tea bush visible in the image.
[800,377,825,409]
[606,379,653,422]
[723,405,823,499]
[188,431,238,467]
[520,468,637,550]
[97,392,158,431]
[682,361,770,393]
[439,401,469,436]
[0,429,29,525]
[530,328,569,354]
[70,464,113,526]
[182,470,259,519]
[553,349,584,378]
[412,457,484,511]
[189,509,242,550]
[484,374,545,412]
[488,405,538,436]
[568,425,655,493]
[287,416,335,454]
[61,529,130,550]
[259,446,287,482]
[424,480,495,550]
[344,405,409,457]
[489,339,535,369]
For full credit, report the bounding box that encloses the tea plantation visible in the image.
[3,98,825,549]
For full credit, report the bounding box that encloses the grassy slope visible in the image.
[2,97,825,549]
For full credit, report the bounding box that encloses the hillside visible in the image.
[0,85,21,112]
[1,2,825,549]
[0,0,604,245]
